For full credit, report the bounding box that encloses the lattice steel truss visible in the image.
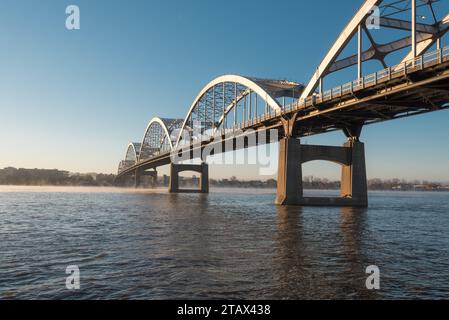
[117,0,449,176]
[176,75,303,147]
[301,0,449,98]
[139,118,184,161]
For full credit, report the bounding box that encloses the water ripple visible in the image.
[1,187,449,299]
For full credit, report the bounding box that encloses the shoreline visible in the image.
[1,184,449,193]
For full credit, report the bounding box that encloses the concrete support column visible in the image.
[169,164,179,193]
[275,137,303,205]
[199,163,209,193]
[144,170,157,188]
[134,168,141,188]
[341,140,368,205]
[150,170,158,188]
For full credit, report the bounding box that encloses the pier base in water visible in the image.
[135,169,157,188]
[169,163,209,194]
[275,137,368,207]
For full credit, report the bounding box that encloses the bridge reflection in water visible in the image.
[274,206,378,299]
[116,0,449,206]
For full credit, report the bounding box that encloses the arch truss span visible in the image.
[118,142,141,174]
[138,117,184,162]
[175,74,304,149]
[301,0,449,99]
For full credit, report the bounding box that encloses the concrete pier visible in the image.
[340,140,367,205]
[275,137,368,207]
[134,168,141,188]
[275,138,303,205]
[169,163,209,194]
[135,169,158,188]
[147,170,158,188]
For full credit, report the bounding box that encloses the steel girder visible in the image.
[301,0,449,98]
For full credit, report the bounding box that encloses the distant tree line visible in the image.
[209,176,278,189]
[367,178,448,191]
[0,167,115,186]
[1,167,448,191]
[209,176,449,191]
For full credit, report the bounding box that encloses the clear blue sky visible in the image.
[0,0,448,181]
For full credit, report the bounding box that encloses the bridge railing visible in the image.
[125,45,449,170]
[259,45,449,124]
[182,46,449,153]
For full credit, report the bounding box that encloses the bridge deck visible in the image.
[118,46,449,179]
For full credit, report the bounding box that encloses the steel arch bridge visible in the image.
[116,0,449,206]
[175,75,304,147]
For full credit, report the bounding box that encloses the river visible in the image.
[1,186,449,299]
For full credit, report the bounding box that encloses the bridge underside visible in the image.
[116,0,449,207]
[257,60,449,139]
[292,76,449,139]
[117,59,449,206]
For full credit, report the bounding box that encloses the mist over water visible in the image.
[1,186,449,299]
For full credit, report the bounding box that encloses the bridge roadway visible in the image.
[118,46,449,179]
[116,0,449,206]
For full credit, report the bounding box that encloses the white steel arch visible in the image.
[118,142,141,174]
[139,117,184,161]
[174,74,303,149]
[301,0,449,99]
[125,142,141,163]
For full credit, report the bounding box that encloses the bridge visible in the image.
[116,0,449,206]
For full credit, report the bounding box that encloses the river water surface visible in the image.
[1,186,449,299]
